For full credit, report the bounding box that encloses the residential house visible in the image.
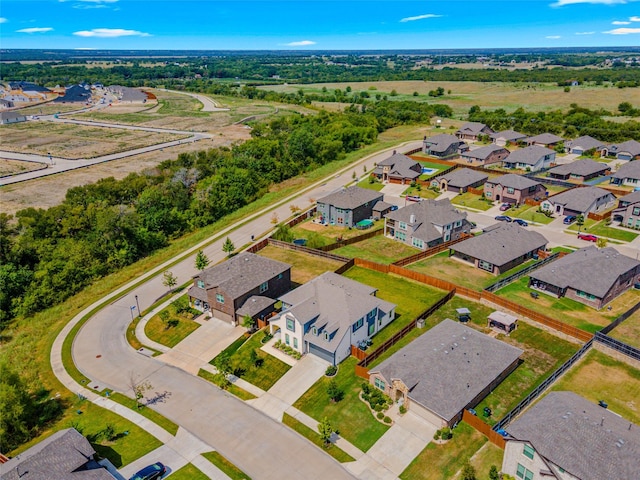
[368,319,522,428]
[540,186,616,217]
[384,199,471,249]
[547,159,610,182]
[503,146,556,172]
[490,129,527,146]
[8,81,52,94]
[372,151,422,184]
[450,223,548,275]
[460,145,510,166]
[525,133,564,148]
[610,160,640,187]
[372,200,394,220]
[432,168,488,193]
[600,139,640,161]
[503,391,640,480]
[423,134,469,158]
[107,85,149,103]
[54,84,92,103]
[564,135,605,155]
[0,428,117,480]
[484,174,547,205]
[0,111,27,125]
[269,272,396,365]
[0,98,14,109]
[316,186,383,227]
[188,252,291,325]
[612,190,640,228]
[455,121,494,141]
[529,246,640,309]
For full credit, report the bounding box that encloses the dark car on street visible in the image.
[513,218,528,227]
[563,215,577,225]
[494,215,512,222]
[577,233,597,242]
[129,462,166,480]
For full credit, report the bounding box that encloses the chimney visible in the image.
[393,150,397,155]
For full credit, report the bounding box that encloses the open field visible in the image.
[0,158,46,176]
[15,103,80,115]
[608,310,640,348]
[0,121,189,159]
[332,234,420,264]
[551,349,640,424]
[257,244,344,284]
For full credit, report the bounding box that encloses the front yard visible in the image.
[357,176,385,191]
[451,192,493,211]
[567,218,639,242]
[332,234,421,264]
[401,185,440,200]
[508,205,555,224]
[144,294,201,348]
[257,244,344,284]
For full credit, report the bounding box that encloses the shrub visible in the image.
[399,405,407,415]
[377,412,384,419]
[361,382,372,395]
[374,404,384,412]
[325,365,337,376]
[441,428,453,440]
[383,416,392,424]
[433,430,441,440]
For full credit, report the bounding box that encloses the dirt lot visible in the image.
[0,158,47,177]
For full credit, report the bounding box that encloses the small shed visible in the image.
[372,200,393,220]
[488,311,518,333]
[456,308,471,323]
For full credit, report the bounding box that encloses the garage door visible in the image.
[571,148,584,155]
[309,343,335,364]
[410,403,445,428]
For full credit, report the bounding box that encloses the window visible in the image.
[324,332,329,341]
[523,444,535,460]
[367,309,377,321]
[507,187,515,194]
[395,231,406,241]
[197,280,205,289]
[215,293,224,304]
[286,318,295,332]
[478,260,494,272]
[277,273,283,280]
[412,238,424,249]
[293,337,298,349]
[374,378,385,390]
[516,464,533,480]
[577,290,596,300]
[529,185,537,193]
[455,220,462,227]
[399,221,407,230]
[352,317,364,332]
[485,191,492,198]
[633,207,640,216]
[285,334,290,345]
[259,281,268,293]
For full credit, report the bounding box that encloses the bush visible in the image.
[383,416,392,424]
[374,404,384,412]
[441,428,453,440]
[377,412,384,419]
[399,405,407,415]
[433,430,441,440]
[325,365,337,376]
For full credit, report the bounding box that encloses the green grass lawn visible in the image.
[451,192,493,211]
[568,219,639,242]
[197,369,257,401]
[551,349,640,424]
[470,443,504,480]
[169,464,210,480]
[202,451,252,480]
[332,235,421,264]
[108,392,179,435]
[608,310,640,349]
[512,206,555,224]
[290,218,383,245]
[400,422,487,480]
[401,185,440,199]
[258,244,343,284]
[144,296,201,348]
[294,357,389,451]
[282,413,356,463]
[357,176,385,191]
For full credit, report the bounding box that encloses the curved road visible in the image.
[55,141,423,479]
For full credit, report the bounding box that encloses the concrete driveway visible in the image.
[380,183,408,197]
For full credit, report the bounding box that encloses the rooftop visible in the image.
[548,159,609,177]
[374,152,421,179]
[608,139,640,157]
[504,145,555,166]
[566,135,605,151]
[461,145,508,161]
[437,168,488,188]
[545,186,615,213]
[611,159,640,181]
[490,130,527,142]
[487,173,542,190]
[456,122,492,135]
[424,134,464,153]
[525,133,564,145]
[317,186,383,210]
[385,199,468,244]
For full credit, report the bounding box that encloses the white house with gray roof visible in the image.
[316,186,383,227]
[610,160,640,187]
[540,186,616,217]
[384,199,471,249]
[270,272,396,365]
[0,111,27,124]
[433,168,488,193]
[529,246,640,309]
[612,190,640,229]
[564,135,605,155]
[503,146,556,172]
[503,391,640,480]
[490,129,527,146]
[600,139,640,161]
[525,133,564,148]
[548,159,610,182]
[372,151,422,184]
[368,319,522,428]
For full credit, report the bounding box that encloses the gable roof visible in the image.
[453,223,547,267]
[529,246,639,298]
[461,145,508,161]
[487,173,542,190]
[0,111,26,121]
[53,84,92,103]
[436,168,488,188]
[196,252,290,299]
[566,135,605,151]
[618,190,640,205]
[236,295,276,318]
[525,133,564,145]
[611,160,640,181]
[456,122,492,135]
[423,134,465,153]
[545,186,615,213]
[371,319,522,423]
[548,159,609,177]
[317,186,383,210]
[1,428,114,480]
[607,139,640,157]
[8,81,51,93]
[490,130,527,142]
[504,145,555,166]
[374,152,421,179]
[372,200,393,212]
[506,391,640,480]
[385,199,468,243]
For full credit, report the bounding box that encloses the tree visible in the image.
[128,372,153,410]
[460,462,477,480]
[489,465,500,480]
[326,379,344,403]
[272,224,294,242]
[242,314,256,332]
[318,417,334,447]
[222,237,235,256]
[596,237,608,248]
[162,270,177,292]
[214,352,232,376]
[270,212,279,225]
[195,250,210,271]
[289,204,301,215]
[576,214,584,232]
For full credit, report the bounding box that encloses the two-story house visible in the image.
[540,186,616,218]
[610,160,640,187]
[502,146,556,172]
[423,134,469,158]
[484,174,547,205]
[455,122,494,141]
[316,186,384,227]
[372,151,422,184]
[613,190,640,229]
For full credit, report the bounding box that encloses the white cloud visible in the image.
[546,35,562,39]
[0,17,7,24]
[552,0,628,7]
[604,27,640,33]
[73,28,150,37]
[283,40,316,46]
[400,14,443,23]
[575,31,596,34]
[17,27,53,33]
[630,15,640,20]
[60,0,118,3]
[612,20,631,24]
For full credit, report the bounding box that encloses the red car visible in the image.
[499,203,511,211]
[577,233,597,242]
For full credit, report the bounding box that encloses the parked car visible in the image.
[577,233,597,242]
[513,219,529,227]
[129,462,166,480]
[389,205,399,211]
[494,215,512,222]
[499,203,511,211]
[563,215,577,225]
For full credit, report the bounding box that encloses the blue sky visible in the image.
[1,0,639,50]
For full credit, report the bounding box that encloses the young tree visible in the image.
[214,352,232,376]
[242,314,256,332]
[272,224,294,242]
[270,212,279,225]
[460,462,477,480]
[222,237,235,256]
[162,270,177,292]
[326,379,344,403]
[195,250,210,271]
[318,417,334,447]
[489,465,500,480]
[289,204,301,215]
[576,214,584,232]
[596,237,608,249]
[128,373,153,410]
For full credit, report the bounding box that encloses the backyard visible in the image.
[401,185,440,200]
[257,244,344,284]
[451,192,493,211]
[608,310,640,349]
[332,234,421,264]
[290,218,384,246]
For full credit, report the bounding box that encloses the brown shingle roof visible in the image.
[317,186,383,210]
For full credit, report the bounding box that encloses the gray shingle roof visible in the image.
[453,223,547,267]
[371,319,522,423]
[618,190,640,205]
[461,145,508,161]
[317,186,383,210]
[385,199,468,243]
[0,428,114,480]
[236,295,276,317]
[525,133,564,145]
[504,146,555,166]
[374,153,421,180]
[611,160,640,181]
[506,391,640,480]
[490,130,527,142]
[456,122,492,135]
[529,246,640,298]
[372,200,393,212]
[548,159,609,177]
[437,168,488,188]
[545,186,615,213]
[423,134,464,153]
[487,173,542,190]
[0,111,26,121]
[566,135,605,152]
[608,139,640,157]
[8,81,51,93]
[197,252,291,299]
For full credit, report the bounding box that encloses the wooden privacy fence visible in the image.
[466,186,484,196]
[268,239,351,263]
[588,210,613,221]
[319,228,383,252]
[391,235,471,267]
[462,410,506,449]
[285,207,317,228]
[334,258,355,275]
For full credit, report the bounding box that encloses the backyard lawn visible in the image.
[608,310,640,349]
[551,349,640,424]
[567,218,639,242]
[258,244,343,284]
[470,443,504,480]
[291,219,383,245]
[332,235,420,264]
[451,192,493,211]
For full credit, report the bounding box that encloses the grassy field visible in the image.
[282,413,356,463]
[0,158,47,176]
[169,464,210,480]
[332,235,421,264]
[202,451,252,480]
[469,443,504,480]
[452,192,493,211]
[257,244,344,284]
[551,349,640,424]
[400,422,487,480]
[197,369,257,401]
[567,218,639,242]
[290,218,384,245]
[144,296,201,348]
[293,357,390,452]
[608,310,640,348]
